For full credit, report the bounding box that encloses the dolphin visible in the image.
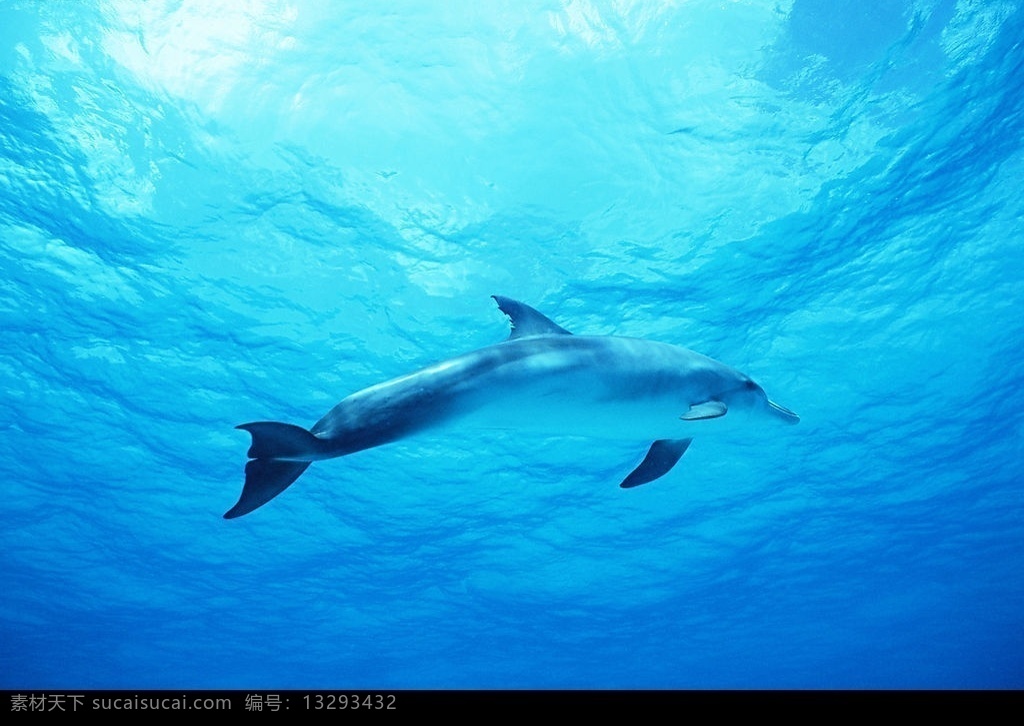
[225,295,799,518]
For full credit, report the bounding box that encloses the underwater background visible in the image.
[2,0,1023,689]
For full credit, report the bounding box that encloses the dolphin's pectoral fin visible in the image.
[619,438,693,489]
[680,400,727,421]
[492,295,573,339]
[224,459,311,519]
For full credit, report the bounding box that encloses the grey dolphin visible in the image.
[225,296,799,518]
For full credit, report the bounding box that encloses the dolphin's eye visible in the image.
[744,380,757,389]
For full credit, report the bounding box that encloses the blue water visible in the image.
[2,0,1023,689]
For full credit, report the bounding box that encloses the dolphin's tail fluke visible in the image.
[225,421,327,518]
[224,459,311,519]
[235,421,327,460]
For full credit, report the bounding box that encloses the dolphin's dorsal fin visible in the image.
[492,295,573,339]
[680,400,727,420]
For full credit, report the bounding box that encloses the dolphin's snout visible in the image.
[767,399,800,425]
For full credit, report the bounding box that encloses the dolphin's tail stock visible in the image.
[224,422,325,519]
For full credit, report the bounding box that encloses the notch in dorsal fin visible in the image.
[492,295,573,339]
